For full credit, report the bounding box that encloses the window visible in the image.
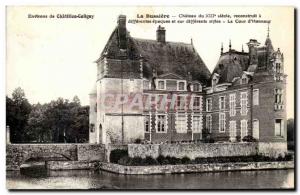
[158,80,165,90]
[275,119,284,137]
[253,119,259,139]
[219,113,225,132]
[206,115,212,133]
[275,89,283,104]
[275,63,282,74]
[193,96,201,111]
[177,95,185,110]
[240,92,248,115]
[178,81,185,91]
[206,98,212,112]
[157,115,167,133]
[229,93,236,116]
[241,120,248,139]
[176,114,187,133]
[274,89,284,110]
[193,83,201,92]
[144,115,150,133]
[143,80,150,90]
[229,121,236,141]
[241,77,248,84]
[192,115,202,133]
[90,124,95,133]
[253,89,259,105]
[212,79,217,88]
[219,96,225,110]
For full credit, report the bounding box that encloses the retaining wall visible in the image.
[128,142,287,159]
[99,161,294,175]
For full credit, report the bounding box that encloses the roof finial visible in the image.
[242,44,244,52]
[267,23,270,38]
[229,39,232,51]
[221,42,223,55]
[191,38,193,45]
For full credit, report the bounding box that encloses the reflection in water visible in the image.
[7,165,294,190]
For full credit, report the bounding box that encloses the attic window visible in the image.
[212,78,217,87]
[178,81,186,91]
[158,80,165,90]
[143,80,150,90]
[193,83,201,92]
[241,77,248,84]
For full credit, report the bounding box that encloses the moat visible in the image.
[7,165,294,189]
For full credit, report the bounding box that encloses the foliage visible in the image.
[110,149,128,163]
[6,88,32,143]
[134,138,142,144]
[6,88,89,143]
[242,135,257,142]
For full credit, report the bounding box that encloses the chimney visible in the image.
[247,39,260,65]
[117,15,127,50]
[156,25,166,43]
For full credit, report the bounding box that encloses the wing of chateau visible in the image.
[89,15,287,148]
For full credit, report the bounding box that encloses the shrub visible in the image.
[284,153,293,161]
[110,149,128,163]
[157,155,169,165]
[166,156,181,165]
[117,156,131,165]
[129,157,143,166]
[242,135,257,142]
[181,156,191,164]
[142,156,159,165]
[134,138,142,144]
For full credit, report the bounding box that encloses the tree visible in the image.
[6,87,32,143]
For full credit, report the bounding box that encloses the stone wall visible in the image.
[128,144,160,159]
[129,143,257,160]
[99,161,294,175]
[46,161,98,170]
[106,144,128,162]
[258,142,287,157]
[7,144,106,170]
[77,144,105,161]
[6,144,78,170]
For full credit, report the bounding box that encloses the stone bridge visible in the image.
[6,144,106,170]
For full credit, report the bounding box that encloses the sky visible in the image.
[6,6,294,118]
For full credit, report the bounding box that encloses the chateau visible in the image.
[89,15,287,145]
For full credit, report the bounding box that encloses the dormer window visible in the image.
[143,80,150,90]
[240,74,249,84]
[242,78,247,84]
[212,78,217,88]
[193,83,201,92]
[177,81,186,91]
[158,80,165,90]
[212,73,219,89]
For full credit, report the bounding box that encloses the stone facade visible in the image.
[46,161,98,170]
[89,15,287,146]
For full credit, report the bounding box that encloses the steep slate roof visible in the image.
[211,36,275,85]
[211,50,249,85]
[97,26,211,84]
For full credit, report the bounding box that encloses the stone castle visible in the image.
[89,15,287,145]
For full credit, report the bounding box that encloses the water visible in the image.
[7,165,294,190]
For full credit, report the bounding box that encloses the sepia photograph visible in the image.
[5,6,295,190]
